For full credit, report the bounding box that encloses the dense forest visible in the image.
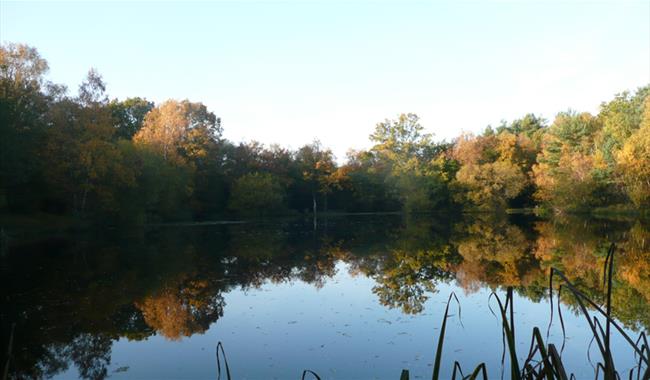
[2,43,649,224]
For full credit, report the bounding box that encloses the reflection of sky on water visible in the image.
[56,262,641,380]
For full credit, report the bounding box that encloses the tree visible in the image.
[452,131,532,210]
[109,97,154,139]
[228,172,287,216]
[78,68,107,106]
[368,113,455,212]
[133,99,221,164]
[370,113,432,170]
[615,97,650,208]
[532,111,606,211]
[338,149,400,212]
[455,160,526,210]
[0,43,51,211]
[496,113,546,140]
[4,42,650,221]
[296,141,337,213]
[597,86,650,164]
[134,144,194,221]
[133,99,223,219]
[44,70,139,216]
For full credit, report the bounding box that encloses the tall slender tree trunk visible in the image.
[81,187,88,216]
[312,191,317,230]
[73,193,78,214]
[80,177,90,216]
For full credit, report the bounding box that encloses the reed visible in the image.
[425,243,649,380]
[216,244,650,380]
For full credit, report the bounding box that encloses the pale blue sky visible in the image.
[2,1,649,159]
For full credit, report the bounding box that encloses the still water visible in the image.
[1,214,649,379]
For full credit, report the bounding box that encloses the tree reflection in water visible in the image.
[1,214,649,379]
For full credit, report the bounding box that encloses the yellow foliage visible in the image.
[615,98,650,208]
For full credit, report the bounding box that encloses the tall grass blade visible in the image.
[487,293,507,379]
[550,269,648,365]
[548,344,569,380]
[432,292,461,380]
[490,289,521,380]
[604,243,616,380]
[451,361,464,380]
[587,334,597,370]
[633,334,649,380]
[522,327,553,380]
[301,369,322,380]
[551,252,649,367]
[216,341,232,380]
[466,363,488,380]
[557,285,567,354]
[2,323,15,380]
[641,365,649,380]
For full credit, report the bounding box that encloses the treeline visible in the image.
[1,43,649,223]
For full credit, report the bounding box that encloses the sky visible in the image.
[2,1,649,159]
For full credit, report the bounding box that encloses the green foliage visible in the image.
[296,141,337,212]
[109,97,154,139]
[370,113,432,167]
[615,97,650,208]
[132,144,194,222]
[497,113,546,140]
[597,85,650,164]
[0,43,51,212]
[365,113,456,212]
[336,150,400,212]
[228,172,287,217]
[43,71,131,216]
[1,43,649,222]
[532,111,609,212]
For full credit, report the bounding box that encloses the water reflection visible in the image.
[1,214,649,379]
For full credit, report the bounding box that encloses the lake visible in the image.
[1,214,649,379]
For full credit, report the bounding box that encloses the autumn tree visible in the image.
[532,111,605,212]
[596,86,650,164]
[45,69,139,216]
[452,129,534,210]
[370,113,432,166]
[615,97,650,208]
[4,43,650,221]
[594,86,650,208]
[133,99,225,218]
[296,141,338,213]
[133,99,221,164]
